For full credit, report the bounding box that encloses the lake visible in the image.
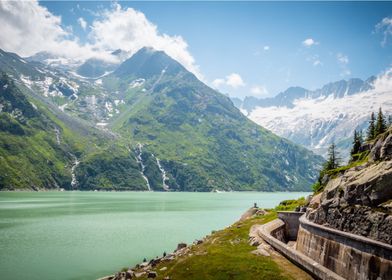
[0,191,309,280]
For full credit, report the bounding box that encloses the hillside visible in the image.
[101,47,324,191]
[0,47,323,191]
[306,127,392,244]
[0,73,146,191]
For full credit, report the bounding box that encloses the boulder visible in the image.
[380,134,392,159]
[370,139,383,161]
[194,239,203,245]
[147,271,157,278]
[308,193,321,209]
[176,243,187,251]
[239,207,258,221]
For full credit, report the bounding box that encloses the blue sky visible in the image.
[2,1,392,98]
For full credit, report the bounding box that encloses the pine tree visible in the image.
[366,112,376,141]
[325,142,340,170]
[350,130,362,162]
[375,107,387,137]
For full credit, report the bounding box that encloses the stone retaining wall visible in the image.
[258,218,344,280]
[278,211,304,241]
[297,215,392,280]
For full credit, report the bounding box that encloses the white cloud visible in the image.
[375,17,392,47]
[313,60,322,66]
[78,17,87,31]
[336,53,350,77]
[0,1,201,78]
[212,78,225,88]
[0,1,73,56]
[302,38,319,47]
[337,53,349,64]
[212,73,245,90]
[226,73,245,88]
[373,67,392,91]
[263,45,270,51]
[306,54,322,67]
[88,3,201,78]
[250,85,269,97]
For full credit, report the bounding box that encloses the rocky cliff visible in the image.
[306,128,392,244]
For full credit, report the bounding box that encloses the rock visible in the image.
[256,209,267,216]
[380,134,392,159]
[160,267,167,271]
[134,272,145,278]
[163,277,171,280]
[251,245,270,257]
[125,270,134,280]
[370,139,383,161]
[308,193,321,209]
[147,271,157,278]
[149,258,161,267]
[176,243,187,251]
[163,254,175,261]
[194,239,203,245]
[239,207,258,221]
[249,237,260,246]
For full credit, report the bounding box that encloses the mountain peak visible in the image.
[114,47,187,79]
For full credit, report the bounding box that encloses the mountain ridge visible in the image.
[232,75,390,160]
[0,47,324,191]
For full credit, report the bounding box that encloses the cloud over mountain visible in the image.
[0,1,201,78]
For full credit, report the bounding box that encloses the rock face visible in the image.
[307,130,392,244]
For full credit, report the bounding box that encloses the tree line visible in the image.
[313,108,390,191]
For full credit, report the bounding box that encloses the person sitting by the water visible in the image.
[254,202,258,208]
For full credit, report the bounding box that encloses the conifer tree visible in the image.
[366,112,376,141]
[375,107,387,136]
[350,130,362,161]
[325,142,340,170]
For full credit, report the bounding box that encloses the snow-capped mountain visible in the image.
[234,74,392,161]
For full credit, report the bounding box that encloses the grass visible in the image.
[132,199,311,280]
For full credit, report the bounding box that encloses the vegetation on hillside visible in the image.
[312,107,391,192]
[0,47,324,191]
[0,73,146,190]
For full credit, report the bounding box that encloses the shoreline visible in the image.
[98,202,311,280]
[0,189,312,193]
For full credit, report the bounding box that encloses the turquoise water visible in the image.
[0,191,309,280]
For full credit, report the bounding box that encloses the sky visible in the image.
[0,1,392,99]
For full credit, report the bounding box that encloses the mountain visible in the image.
[240,78,375,113]
[234,76,391,160]
[76,58,117,78]
[0,54,146,191]
[0,47,323,191]
[100,47,323,191]
[75,50,130,78]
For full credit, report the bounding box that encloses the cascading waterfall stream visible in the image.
[70,154,80,189]
[135,143,152,191]
[152,154,170,191]
[54,126,61,145]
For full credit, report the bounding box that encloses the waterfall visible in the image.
[70,154,80,189]
[135,143,152,191]
[54,126,61,145]
[152,154,170,191]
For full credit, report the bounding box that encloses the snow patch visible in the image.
[129,78,145,88]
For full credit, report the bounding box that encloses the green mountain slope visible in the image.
[0,73,146,191]
[102,48,323,191]
[0,47,323,191]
